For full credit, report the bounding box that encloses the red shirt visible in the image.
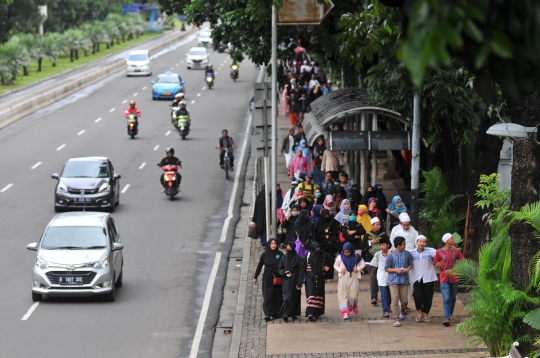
[433,248,464,284]
[124,107,141,117]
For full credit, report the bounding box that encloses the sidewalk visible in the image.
[212,112,487,357]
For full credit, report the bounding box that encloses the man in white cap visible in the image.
[332,81,341,91]
[390,213,418,250]
[433,233,464,327]
[300,60,310,74]
[281,181,299,217]
[408,235,437,323]
[362,216,390,305]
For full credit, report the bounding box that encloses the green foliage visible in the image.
[450,235,540,356]
[511,202,540,291]
[474,173,511,238]
[419,167,465,247]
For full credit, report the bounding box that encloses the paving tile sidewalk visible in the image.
[218,112,487,358]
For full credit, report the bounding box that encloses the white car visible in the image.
[197,31,213,48]
[126,50,152,76]
[186,47,209,70]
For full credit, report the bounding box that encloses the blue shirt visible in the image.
[385,250,413,286]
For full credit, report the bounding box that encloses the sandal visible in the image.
[383,312,389,318]
[423,317,431,323]
[393,320,401,327]
[415,316,423,322]
[442,321,450,327]
[371,299,377,305]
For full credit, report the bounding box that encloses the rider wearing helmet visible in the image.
[230,59,240,78]
[158,147,182,190]
[205,63,215,80]
[174,100,191,129]
[172,93,185,107]
[124,100,141,119]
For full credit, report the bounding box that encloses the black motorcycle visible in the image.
[127,114,138,139]
[230,64,238,82]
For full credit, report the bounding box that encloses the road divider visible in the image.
[1,183,13,192]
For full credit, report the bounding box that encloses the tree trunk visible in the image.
[70,49,74,62]
[463,114,503,261]
[38,57,42,72]
[84,49,88,57]
[122,34,125,42]
[97,43,100,52]
[75,49,79,60]
[23,66,29,76]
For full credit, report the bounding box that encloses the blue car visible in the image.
[151,70,186,100]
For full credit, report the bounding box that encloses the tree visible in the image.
[41,32,66,67]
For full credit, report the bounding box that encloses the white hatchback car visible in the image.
[126,50,152,76]
[197,31,213,48]
[186,47,209,70]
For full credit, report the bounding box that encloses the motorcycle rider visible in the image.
[230,59,239,78]
[158,147,182,192]
[124,100,141,125]
[172,93,184,107]
[217,129,236,171]
[205,63,215,81]
[174,101,191,129]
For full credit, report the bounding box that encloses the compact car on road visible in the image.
[197,31,213,48]
[186,47,209,69]
[151,70,186,100]
[126,50,152,76]
[52,156,121,212]
[27,212,124,302]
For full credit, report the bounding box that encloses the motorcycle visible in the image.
[170,106,179,122]
[176,114,190,140]
[127,114,138,139]
[159,164,180,200]
[205,73,214,89]
[230,65,238,81]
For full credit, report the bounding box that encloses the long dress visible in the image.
[294,211,313,258]
[334,250,366,318]
[278,249,305,319]
[314,210,339,280]
[254,246,284,318]
[304,249,333,318]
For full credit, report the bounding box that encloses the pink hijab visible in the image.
[323,195,336,211]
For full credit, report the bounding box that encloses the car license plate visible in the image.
[59,276,83,285]
[75,198,91,203]
[135,69,141,72]
[162,91,171,96]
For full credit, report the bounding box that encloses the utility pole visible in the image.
[270,4,278,240]
[410,92,421,228]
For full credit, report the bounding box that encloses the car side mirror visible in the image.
[150,81,155,84]
[114,173,121,180]
[112,243,124,251]
[26,243,38,251]
[51,173,59,180]
[181,81,185,85]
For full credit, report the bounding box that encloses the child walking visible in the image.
[333,242,366,319]
[369,237,392,318]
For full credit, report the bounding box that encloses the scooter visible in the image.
[170,106,179,122]
[230,65,238,81]
[176,114,190,140]
[205,73,214,89]
[159,164,180,200]
[127,114,138,139]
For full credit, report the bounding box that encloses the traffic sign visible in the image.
[278,0,334,26]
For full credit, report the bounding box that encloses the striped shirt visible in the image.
[385,250,413,286]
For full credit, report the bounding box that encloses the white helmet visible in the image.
[179,100,187,105]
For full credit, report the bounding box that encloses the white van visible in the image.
[126,50,152,76]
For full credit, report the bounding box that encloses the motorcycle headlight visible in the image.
[98,183,110,193]
[57,182,67,192]
[36,257,49,269]
[207,77,213,82]
[93,256,109,269]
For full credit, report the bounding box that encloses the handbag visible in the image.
[272,273,282,285]
[248,222,258,240]
[339,231,346,243]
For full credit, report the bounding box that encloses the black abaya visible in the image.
[278,249,305,319]
[254,242,284,318]
[304,248,333,318]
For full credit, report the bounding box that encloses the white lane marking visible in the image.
[109,108,115,113]
[133,93,138,97]
[171,67,174,70]
[165,130,171,136]
[153,145,160,151]
[121,184,130,194]
[215,72,218,75]
[57,144,66,151]
[197,93,201,97]
[1,183,13,192]
[180,61,184,63]
[176,63,179,66]
[202,87,206,90]
[122,100,127,104]
[21,302,39,321]
[77,130,85,136]
[139,162,146,169]
[191,100,195,104]
[95,117,102,123]
[189,252,222,358]
[31,162,42,169]
[143,86,147,90]
[219,99,252,243]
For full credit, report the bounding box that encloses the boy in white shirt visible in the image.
[408,235,437,323]
[369,237,392,318]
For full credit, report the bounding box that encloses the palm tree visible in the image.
[42,33,66,67]
[101,21,120,49]
[0,44,17,85]
[10,34,40,76]
[107,14,129,43]
[82,22,109,54]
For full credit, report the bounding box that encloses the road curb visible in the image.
[0,27,200,131]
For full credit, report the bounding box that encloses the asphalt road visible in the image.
[0,32,258,358]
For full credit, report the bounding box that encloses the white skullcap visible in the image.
[442,233,453,243]
[370,217,380,225]
[399,213,411,223]
[417,235,427,241]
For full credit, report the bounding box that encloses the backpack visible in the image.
[301,182,316,200]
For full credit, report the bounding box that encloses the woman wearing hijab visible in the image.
[315,209,338,252]
[304,242,333,321]
[385,195,407,235]
[282,84,289,116]
[313,187,324,205]
[372,184,388,213]
[357,204,373,235]
[360,185,374,206]
[367,197,383,222]
[299,139,311,166]
[289,148,310,182]
[297,197,312,211]
[312,136,326,185]
[323,194,336,215]
[346,184,362,211]
[341,211,366,253]
[282,205,300,245]
[254,238,284,321]
[288,187,304,209]
[333,242,366,319]
[252,186,268,247]
[294,209,314,258]
[278,241,305,322]
[309,204,323,226]
[334,186,347,213]
[335,199,354,225]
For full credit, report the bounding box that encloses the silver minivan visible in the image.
[126,49,152,76]
[27,212,124,302]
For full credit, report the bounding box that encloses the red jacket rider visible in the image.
[124,100,141,118]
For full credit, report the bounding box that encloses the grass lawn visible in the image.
[0,31,164,95]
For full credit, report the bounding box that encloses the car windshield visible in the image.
[128,54,148,61]
[156,75,180,84]
[41,226,108,250]
[200,33,211,38]
[189,50,207,56]
[62,160,109,178]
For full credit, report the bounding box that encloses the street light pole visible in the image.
[270,4,278,240]
[411,92,421,228]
